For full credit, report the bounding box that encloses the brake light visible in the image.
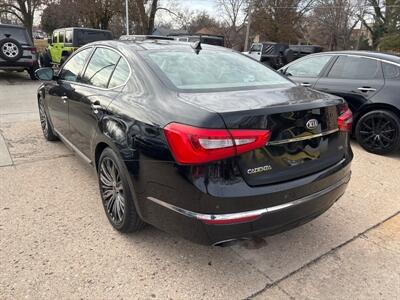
[163,123,271,164]
[29,47,37,54]
[337,104,353,132]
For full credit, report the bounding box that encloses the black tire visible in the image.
[0,38,23,61]
[355,110,400,155]
[98,148,145,233]
[38,97,58,141]
[39,51,52,67]
[28,63,39,80]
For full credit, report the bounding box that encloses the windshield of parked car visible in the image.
[144,50,292,91]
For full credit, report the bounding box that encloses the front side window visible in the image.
[328,56,381,79]
[59,48,92,82]
[144,50,291,91]
[81,47,120,88]
[285,55,332,77]
[250,44,262,52]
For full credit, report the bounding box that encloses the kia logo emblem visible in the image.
[306,119,319,130]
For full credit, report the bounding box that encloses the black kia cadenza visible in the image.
[35,39,353,245]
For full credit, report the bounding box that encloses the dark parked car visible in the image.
[280,51,400,155]
[35,40,352,245]
[0,24,38,80]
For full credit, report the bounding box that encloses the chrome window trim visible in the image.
[59,45,132,91]
[146,170,350,223]
[284,53,400,71]
[268,128,339,146]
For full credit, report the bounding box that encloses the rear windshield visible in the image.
[144,50,292,91]
[0,27,30,44]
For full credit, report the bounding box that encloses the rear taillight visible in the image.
[28,47,37,54]
[163,123,271,164]
[337,104,353,132]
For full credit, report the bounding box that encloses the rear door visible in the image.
[68,47,129,158]
[314,55,385,112]
[282,55,334,88]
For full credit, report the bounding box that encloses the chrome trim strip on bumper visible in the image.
[268,128,339,146]
[147,173,350,223]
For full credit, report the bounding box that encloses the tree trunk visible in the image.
[147,0,158,35]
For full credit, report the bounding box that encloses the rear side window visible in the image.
[382,62,400,79]
[285,55,332,77]
[328,56,381,79]
[59,48,92,82]
[108,58,130,88]
[65,30,73,43]
[0,27,29,44]
[81,47,120,88]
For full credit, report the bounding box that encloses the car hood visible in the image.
[177,85,342,113]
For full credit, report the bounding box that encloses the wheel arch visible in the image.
[353,102,400,132]
[94,142,111,170]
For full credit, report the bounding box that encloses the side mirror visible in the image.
[47,38,52,45]
[35,67,54,81]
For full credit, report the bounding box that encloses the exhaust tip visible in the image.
[213,238,250,247]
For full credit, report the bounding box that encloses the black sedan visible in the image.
[280,51,400,155]
[35,40,352,245]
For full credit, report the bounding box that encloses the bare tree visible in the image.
[0,0,44,38]
[359,0,400,49]
[252,0,315,44]
[217,0,249,49]
[308,0,362,50]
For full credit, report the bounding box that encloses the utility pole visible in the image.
[125,0,129,35]
[244,0,254,51]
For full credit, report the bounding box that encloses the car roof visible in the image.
[54,27,112,32]
[312,50,400,64]
[89,39,228,52]
[0,24,26,30]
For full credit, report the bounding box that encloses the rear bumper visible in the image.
[141,162,351,245]
[0,60,37,69]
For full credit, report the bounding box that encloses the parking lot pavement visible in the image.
[0,73,399,299]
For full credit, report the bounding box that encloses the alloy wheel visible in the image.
[2,42,19,58]
[99,157,125,225]
[358,113,397,152]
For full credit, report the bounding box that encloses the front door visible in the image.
[48,47,93,137]
[282,54,334,88]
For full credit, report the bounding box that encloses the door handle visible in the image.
[300,82,311,87]
[358,87,376,92]
[61,96,68,103]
